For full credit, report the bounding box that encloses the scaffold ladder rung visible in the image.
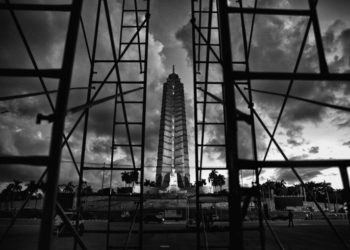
[0,156,49,166]
[0,3,72,11]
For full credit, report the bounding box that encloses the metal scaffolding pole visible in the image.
[1,0,350,249]
[217,1,243,249]
[37,0,83,249]
[192,0,350,249]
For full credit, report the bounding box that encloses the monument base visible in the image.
[158,189,187,194]
[167,183,180,192]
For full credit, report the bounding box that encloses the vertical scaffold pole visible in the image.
[38,0,83,249]
[217,0,243,249]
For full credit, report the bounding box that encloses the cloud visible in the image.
[175,21,192,63]
[0,1,167,187]
[308,146,319,154]
[1,0,350,190]
[274,168,324,184]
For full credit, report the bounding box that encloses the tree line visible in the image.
[261,179,345,204]
[0,174,346,205]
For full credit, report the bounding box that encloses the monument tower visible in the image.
[156,67,190,190]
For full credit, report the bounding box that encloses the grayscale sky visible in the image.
[1,0,350,190]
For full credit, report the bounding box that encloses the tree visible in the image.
[1,184,14,209]
[208,170,225,192]
[97,188,115,195]
[121,171,131,187]
[121,170,139,188]
[196,179,206,187]
[303,181,331,202]
[81,182,93,195]
[130,170,139,188]
[319,181,333,208]
[7,179,23,208]
[274,179,287,196]
[26,180,40,209]
[261,180,276,199]
[63,182,75,193]
[208,170,217,183]
[286,184,300,196]
[12,179,23,193]
[216,174,225,191]
[144,179,151,186]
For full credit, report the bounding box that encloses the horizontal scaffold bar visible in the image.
[0,68,61,78]
[0,3,71,11]
[0,156,49,166]
[239,159,350,169]
[231,71,350,81]
[228,7,311,16]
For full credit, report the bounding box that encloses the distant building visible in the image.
[155,67,190,189]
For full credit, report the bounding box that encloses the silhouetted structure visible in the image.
[156,67,190,189]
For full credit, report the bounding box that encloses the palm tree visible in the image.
[261,180,276,199]
[63,182,75,193]
[196,179,207,187]
[2,184,13,209]
[208,170,226,192]
[26,180,39,209]
[286,184,300,196]
[10,179,22,208]
[319,181,333,209]
[144,179,151,186]
[208,170,219,192]
[81,184,93,195]
[274,179,286,196]
[216,174,225,191]
[130,170,139,188]
[121,171,131,187]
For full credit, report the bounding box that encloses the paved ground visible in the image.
[1,219,350,250]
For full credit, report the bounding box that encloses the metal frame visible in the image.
[0,1,84,250]
[75,0,150,249]
[0,0,150,250]
[192,0,350,249]
[1,0,350,250]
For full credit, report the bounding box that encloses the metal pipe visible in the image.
[0,3,71,11]
[217,0,243,248]
[249,87,350,113]
[230,71,350,80]
[199,0,214,179]
[38,0,82,249]
[0,87,93,101]
[191,1,201,249]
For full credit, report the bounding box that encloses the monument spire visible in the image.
[156,70,190,190]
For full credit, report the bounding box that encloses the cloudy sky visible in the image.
[1,0,350,190]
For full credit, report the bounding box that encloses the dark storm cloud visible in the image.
[175,21,192,62]
[0,10,68,69]
[0,1,127,184]
[150,0,190,44]
[274,168,323,184]
[308,146,319,154]
[0,119,50,181]
[342,141,350,147]
[1,0,349,188]
[174,0,350,185]
[175,6,350,128]
[0,164,45,182]
[89,137,112,155]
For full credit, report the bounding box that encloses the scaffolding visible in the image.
[0,0,150,249]
[0,0,350,250]
[192,0,350,249]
